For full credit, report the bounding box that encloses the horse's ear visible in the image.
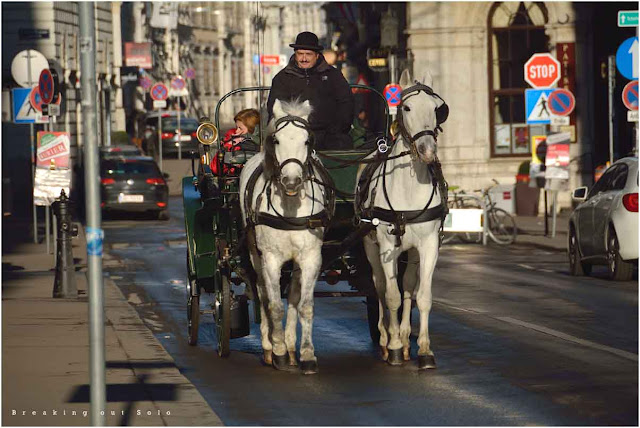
[399,69,412,89]
[301,100,311,119]
[273,99,284,118]
[418,70,434,88]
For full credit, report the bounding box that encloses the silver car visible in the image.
[569,156,638,280]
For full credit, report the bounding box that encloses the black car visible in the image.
[142,113,199,157]
[100,156,169,219]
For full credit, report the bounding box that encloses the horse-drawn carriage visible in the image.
[183,71,448,373]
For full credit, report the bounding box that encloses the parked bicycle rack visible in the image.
[444,193,489,246]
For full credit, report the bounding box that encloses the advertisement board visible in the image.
[124,42,152,68]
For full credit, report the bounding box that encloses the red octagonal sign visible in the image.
[524,53,561,88]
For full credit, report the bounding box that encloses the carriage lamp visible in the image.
[196,121,219,147]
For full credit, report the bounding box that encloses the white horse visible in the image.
[356,69,449,369]
[239,98,330,374]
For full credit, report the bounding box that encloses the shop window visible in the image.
[488,2,549,157]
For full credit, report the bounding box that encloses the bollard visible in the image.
[52,190,78,298]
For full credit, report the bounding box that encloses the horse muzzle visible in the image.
[416,143,436,164]
[280,175,303,197]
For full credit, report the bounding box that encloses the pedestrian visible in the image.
[267,31,354,150]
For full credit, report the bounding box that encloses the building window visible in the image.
[488,2,549,157]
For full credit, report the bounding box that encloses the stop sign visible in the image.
[524,53,561,88]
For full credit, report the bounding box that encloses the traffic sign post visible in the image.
[622,80,639,110]
[618,10,639,27]
[525,88,555,124]
[170,76,187,159]
[547,88,575,116]
[384,83,402,120]
[524,53,561,88]
[616,37,638,80]
[150,83,169,171]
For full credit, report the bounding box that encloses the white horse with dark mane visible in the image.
[355,69,449,369]
[239,98,332,374]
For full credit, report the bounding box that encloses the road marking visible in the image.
[496,316,638,362]
[434,299,637,362]
[518,264,536,270]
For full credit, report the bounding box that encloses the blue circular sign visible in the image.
[548,89,575,116]
[384,84,402,107]
[616,37,638,80]
[622,80,638,111]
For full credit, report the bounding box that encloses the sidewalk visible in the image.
[513,210,570,251]
[2,216,222,426]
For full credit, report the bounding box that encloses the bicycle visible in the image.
[475,180,517,245]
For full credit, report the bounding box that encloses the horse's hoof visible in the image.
[272,353,290,371]
[380,346,389,361]
[403,347,411,361]
[387,348,404,366]
[262,350,273,366]
[288,351,298,366]
[418,354,436,369]
[300,359,318,375]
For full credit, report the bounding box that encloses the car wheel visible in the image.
[606,225,634,281]
[158,210,170,221]
[568,225,591,276]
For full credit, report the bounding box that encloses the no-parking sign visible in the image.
[383,84,402,107]
[622,80,638,111]
[547,88,575,116]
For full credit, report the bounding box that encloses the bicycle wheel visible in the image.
[487,208,517,245]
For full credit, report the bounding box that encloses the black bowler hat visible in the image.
[289,31,323,52]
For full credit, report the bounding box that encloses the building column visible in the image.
[111,1,126,131]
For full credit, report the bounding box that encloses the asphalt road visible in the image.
[102,196,638,426]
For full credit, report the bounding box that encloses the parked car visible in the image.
[100,144,142,159]
[142,111,199,158]
[100,155,169,220]
[568,156,638,280]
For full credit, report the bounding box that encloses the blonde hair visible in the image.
[234,109,260,134]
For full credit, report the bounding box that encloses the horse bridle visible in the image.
[269,114,315,180]
[396,82,449,159]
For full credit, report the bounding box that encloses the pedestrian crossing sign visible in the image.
[525,88,554,124]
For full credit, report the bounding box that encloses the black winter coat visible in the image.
[267,54,354,150]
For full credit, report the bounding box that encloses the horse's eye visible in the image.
[403,105,411,112]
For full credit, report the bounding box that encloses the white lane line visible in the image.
[496,316,638,362]
[434,299,637,362]
[518,264,536,270]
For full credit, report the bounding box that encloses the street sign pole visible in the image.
[158,112,163,172]
[79,2,106,425]
[389,53,397,122]
[608,55,616,164]
[26,53,38,244]
[177,96,182,160]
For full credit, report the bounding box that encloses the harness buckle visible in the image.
[376,137,389,154]
[307,218,325,229]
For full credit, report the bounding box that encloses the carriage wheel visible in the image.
[215,274,231,358]
[187,285,200,346]
[186,252,200,346]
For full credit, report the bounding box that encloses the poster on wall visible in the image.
[494,124,511,154]
[511,124,529,154]
[36,131,70,168]
[33,131,72,206]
